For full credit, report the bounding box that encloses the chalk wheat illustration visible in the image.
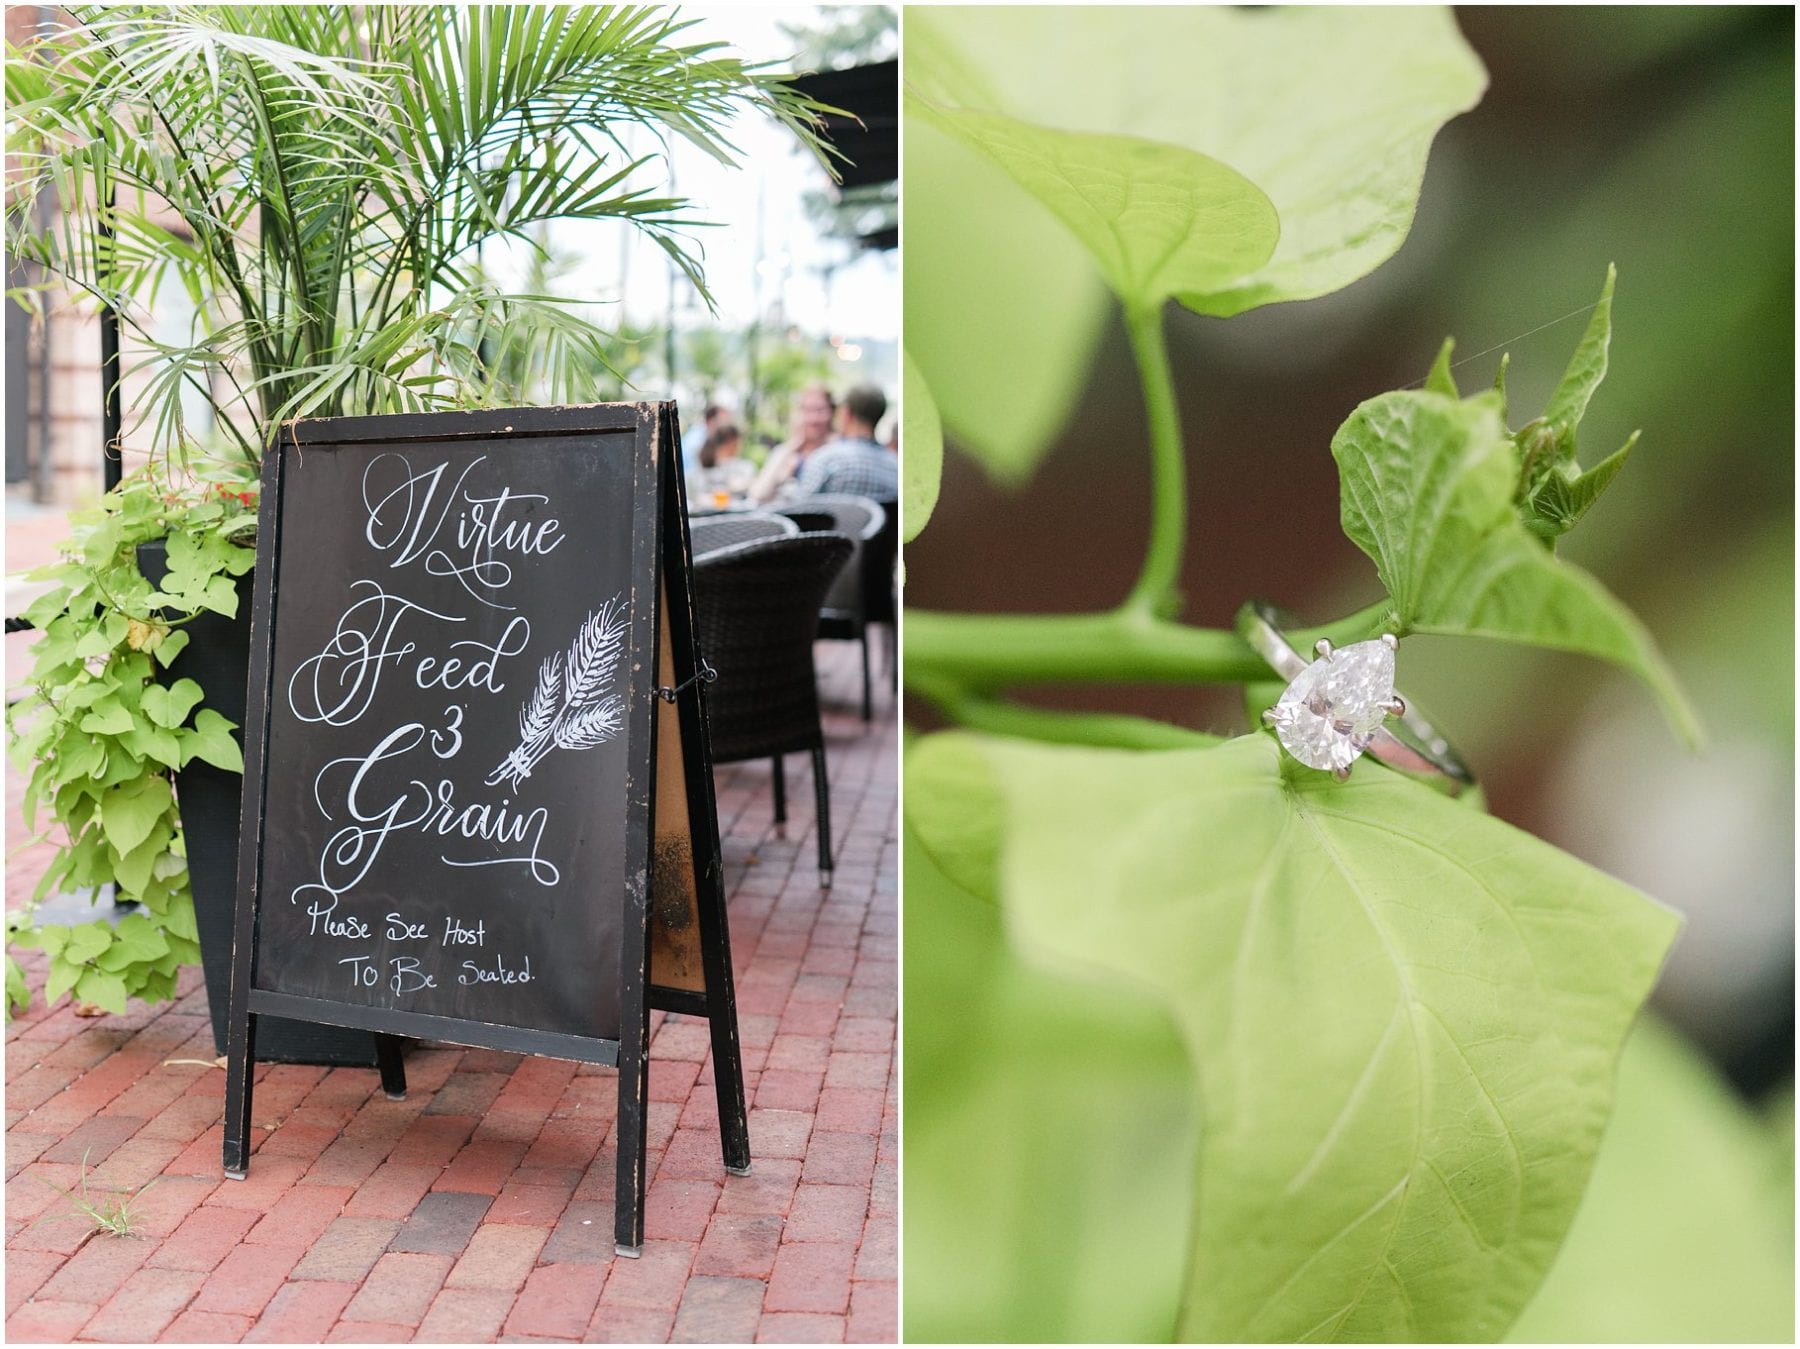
[487,597,628,788]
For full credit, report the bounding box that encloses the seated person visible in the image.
[793,383,897,501]
[682,402,729,470]
[689,422,756,498]
[748,384,835,503]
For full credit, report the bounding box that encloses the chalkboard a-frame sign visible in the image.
[221,404,747,1256]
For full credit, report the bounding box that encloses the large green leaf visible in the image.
[906,7,1485,317]
[907,96,1279,312]
[904,776,1194,1342]
[902,349,943,543]
[913,731,1679,1341]
[99,775,173,857]
[1332,389,1701,745]
[1508,1019,1794,1342]
[904,115,1109,484]
[178,708,243,773]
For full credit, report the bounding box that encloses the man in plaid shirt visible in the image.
[793,384,898,501]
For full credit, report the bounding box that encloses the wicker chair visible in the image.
[862,499,898,685]
[694,532,854,887]
[776,495,885,721]
[689,512,797,558]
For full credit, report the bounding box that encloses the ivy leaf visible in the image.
[179,708,243,773]
[904,816,1194,1342]
[99,776,173,856]
[1332,389,1701,745]
[120,723,182,771]
[62,685,113,716]
[152,628,190,667]
[98,914,169,969]
[6,956,27,1017]
[906,7,1485,317]
[61,922,114,965]
[112,827,171,896]
[75,628,117,660]
[904,115,1109,484]
[45,957,81,1005]
[140,678,203,729]
[902,351,943,544]
[78,699,135,736]
[200,575,240,617]
[160,898,199,943]
[73,967,127,1016]
[928,731,1679,1342]
[907,95,1279,312]
[23,583,76,631]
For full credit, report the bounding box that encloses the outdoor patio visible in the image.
[4,635,897,1344]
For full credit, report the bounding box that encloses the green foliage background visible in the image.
[903,5,1792,1342]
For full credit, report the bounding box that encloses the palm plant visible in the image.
[5,4,830,463]
[2,5,830,1023]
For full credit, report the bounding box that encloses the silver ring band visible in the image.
[1236,600,1474,796]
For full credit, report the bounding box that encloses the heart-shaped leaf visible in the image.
[152,628,190,667]
[906,7,1485,317]
[1332,388,1701,744]
[140,677,203,729]
[902,350,943,543]
[78,698,135,736]
[61,922,113,966]
[907,94,1279,313]
[73,967,127,1015]
[178,708,243,773]
[99,775,173,856]
[904,115,1110,483]
[1507,1019,1795,1342]
[913,731,1680,1341]
[904,784,1194,1341]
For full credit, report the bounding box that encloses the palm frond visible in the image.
[7,4,828,463]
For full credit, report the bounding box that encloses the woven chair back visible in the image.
[689,512,798,558]
[778,496,884,619]
[693,532,854,763]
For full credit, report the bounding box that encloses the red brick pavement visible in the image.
[4,640,897,1344]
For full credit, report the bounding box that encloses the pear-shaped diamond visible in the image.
[1268,639,1396,772]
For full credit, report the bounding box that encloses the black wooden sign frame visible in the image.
[220,403,749,1256]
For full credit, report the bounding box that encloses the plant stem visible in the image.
[1122,300,1187,617]
[903,602,1395,691]
[905,300,1396,730]
[909,672,1222,751]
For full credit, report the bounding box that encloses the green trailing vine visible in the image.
[7,464,254,1017]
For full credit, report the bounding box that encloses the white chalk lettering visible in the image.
[361,454,563,608]
[459,953,532,986]
[386,914,430,941]
[442,916,486,947]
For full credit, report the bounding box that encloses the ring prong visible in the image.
[1380,633,1399,650]
[1314,638,1334,660]
[1260,707,1278,725]
[1332,765,1352,782]
[1383,696,1406,716]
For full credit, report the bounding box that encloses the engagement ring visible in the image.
[1236,601,1474,796]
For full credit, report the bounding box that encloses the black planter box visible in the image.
[138,540,378,1066]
